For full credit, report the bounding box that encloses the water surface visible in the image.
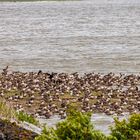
[38,113,129,134]
[0,0,140,73]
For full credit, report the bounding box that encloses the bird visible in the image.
[2,66,9,75]
[38,70,42,75]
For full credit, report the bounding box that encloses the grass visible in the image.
[4,89,20,99]
[67,101,82,111]
[60,92,75,100]
[0,98,39,126]
[16,111,39,126]
[0,98,17,120]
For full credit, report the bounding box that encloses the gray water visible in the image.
[20,113,128,135]
[38,113,129,134]
[0,0,140,73]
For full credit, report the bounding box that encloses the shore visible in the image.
[0,118,38,140]
[0,67,139,119]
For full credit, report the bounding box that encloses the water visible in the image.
[0,0,140,73]
[38,113,129,134]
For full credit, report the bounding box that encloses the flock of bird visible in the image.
[0,66,140,119]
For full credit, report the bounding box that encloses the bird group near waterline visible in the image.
[0,66,139,119]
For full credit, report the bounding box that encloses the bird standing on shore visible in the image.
[2,66,9,75]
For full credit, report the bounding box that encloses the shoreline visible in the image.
[0,68,139,119]
[0,118,38,140]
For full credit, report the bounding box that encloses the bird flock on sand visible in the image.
[0,66,140,119]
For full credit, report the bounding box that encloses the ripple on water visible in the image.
[0,0,140,73]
